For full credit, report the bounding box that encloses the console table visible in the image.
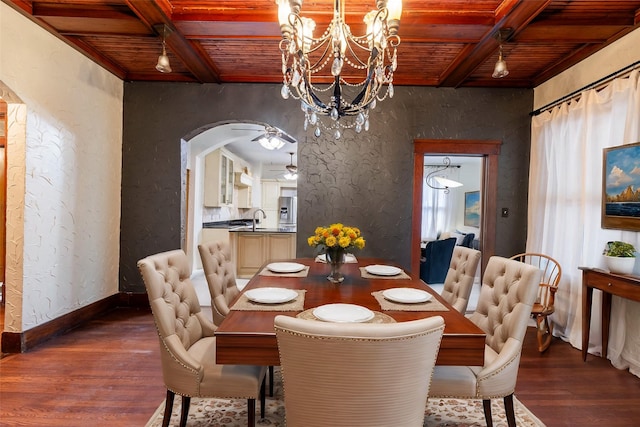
[580,267,640,361]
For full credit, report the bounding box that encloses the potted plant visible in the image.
[603,241,637,274]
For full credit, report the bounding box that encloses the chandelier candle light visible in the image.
[277,0,402,140]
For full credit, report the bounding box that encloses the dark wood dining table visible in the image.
[215,257,486,366]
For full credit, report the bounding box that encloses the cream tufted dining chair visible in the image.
[441,246,482,313]
[197,240,240,326]
[428,256,542,427]
[138,249,266,427]
[274,315,445,427]
[198,240,275,396]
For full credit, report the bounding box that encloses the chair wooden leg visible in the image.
[269,365,274,396]
[161,389,175,427]
[247,399,256,427]
[482,399,493,427]
[536,314,552,352]
[179,395,191,427]
[260,376,266,418]
[503,394,516,427]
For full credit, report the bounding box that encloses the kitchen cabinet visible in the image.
[237,187,252,209]
[261,180,280,228]
[262,180,280,210]
[232,232,296,278]
[204,149,234,207]
[267,233,295,260]
[235,172,253,209]
[260,180,298,229]
[201,228,230,245]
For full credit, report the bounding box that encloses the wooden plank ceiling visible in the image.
[5,0,640,88]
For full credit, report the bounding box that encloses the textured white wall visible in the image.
[534,27,640,110]
[0,4,123,331]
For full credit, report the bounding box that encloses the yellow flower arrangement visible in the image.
[307,223,366,252]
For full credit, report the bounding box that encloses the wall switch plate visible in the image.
[501,207,509,217]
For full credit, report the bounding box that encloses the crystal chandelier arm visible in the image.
[350,85,369,107]
[309,86,328,109]
[306,37,334,73]
[346,39,378,71]
[333,76,342,110]
[346,46,381,108]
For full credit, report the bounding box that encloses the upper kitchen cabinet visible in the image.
[204,149,234,207]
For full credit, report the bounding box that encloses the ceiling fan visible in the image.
[231,124,296,148]
[285,152,298,173]
[284,152,298,180]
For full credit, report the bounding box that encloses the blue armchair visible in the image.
[420,237,457,284]
[461,233,475,248]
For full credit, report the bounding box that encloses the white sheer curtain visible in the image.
[530,70,640,377]
[421,164,461,240]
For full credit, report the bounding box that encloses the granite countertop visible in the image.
[202,220,295,233]
[229,226,297,233]
[202,219,253,229]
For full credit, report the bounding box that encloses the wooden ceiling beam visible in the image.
[4,0,640,88]
[532,24,640,86]
[439,0,552,88]
[3,1,132,79]
[126,0,221,83]
[63,36,128,80]
[516,24,632,43]
[31,4,136,20]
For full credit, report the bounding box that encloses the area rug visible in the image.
[146,369,545,427]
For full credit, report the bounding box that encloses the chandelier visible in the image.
[277,0,402,140]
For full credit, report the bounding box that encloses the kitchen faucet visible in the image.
[253,209,266,231]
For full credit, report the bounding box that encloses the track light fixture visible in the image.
[155,25,172,73]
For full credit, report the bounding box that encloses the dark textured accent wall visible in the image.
[121,82,532,293]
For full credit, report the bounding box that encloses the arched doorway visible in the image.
[183,121,298,270]
[411,139,501,275]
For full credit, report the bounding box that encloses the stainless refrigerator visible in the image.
[278,196,297,227]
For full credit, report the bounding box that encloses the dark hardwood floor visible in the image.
[0,307,164,426]
[1,306,640,426]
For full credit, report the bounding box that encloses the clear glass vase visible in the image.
[326,247,345,283]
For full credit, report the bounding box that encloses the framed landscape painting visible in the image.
[464,191,481,227]
[602,142,640,231]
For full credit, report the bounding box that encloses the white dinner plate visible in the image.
[382,288,432,304]
[312,303,375,323]
[244,288,298,304]
[266,262,306,273]
[364,264,402,276]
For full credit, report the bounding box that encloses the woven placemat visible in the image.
[297,308,396,323]
[371,291,449,312]
[359,267,411,280]
[230,289,306,311]
[258,266,310,278]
